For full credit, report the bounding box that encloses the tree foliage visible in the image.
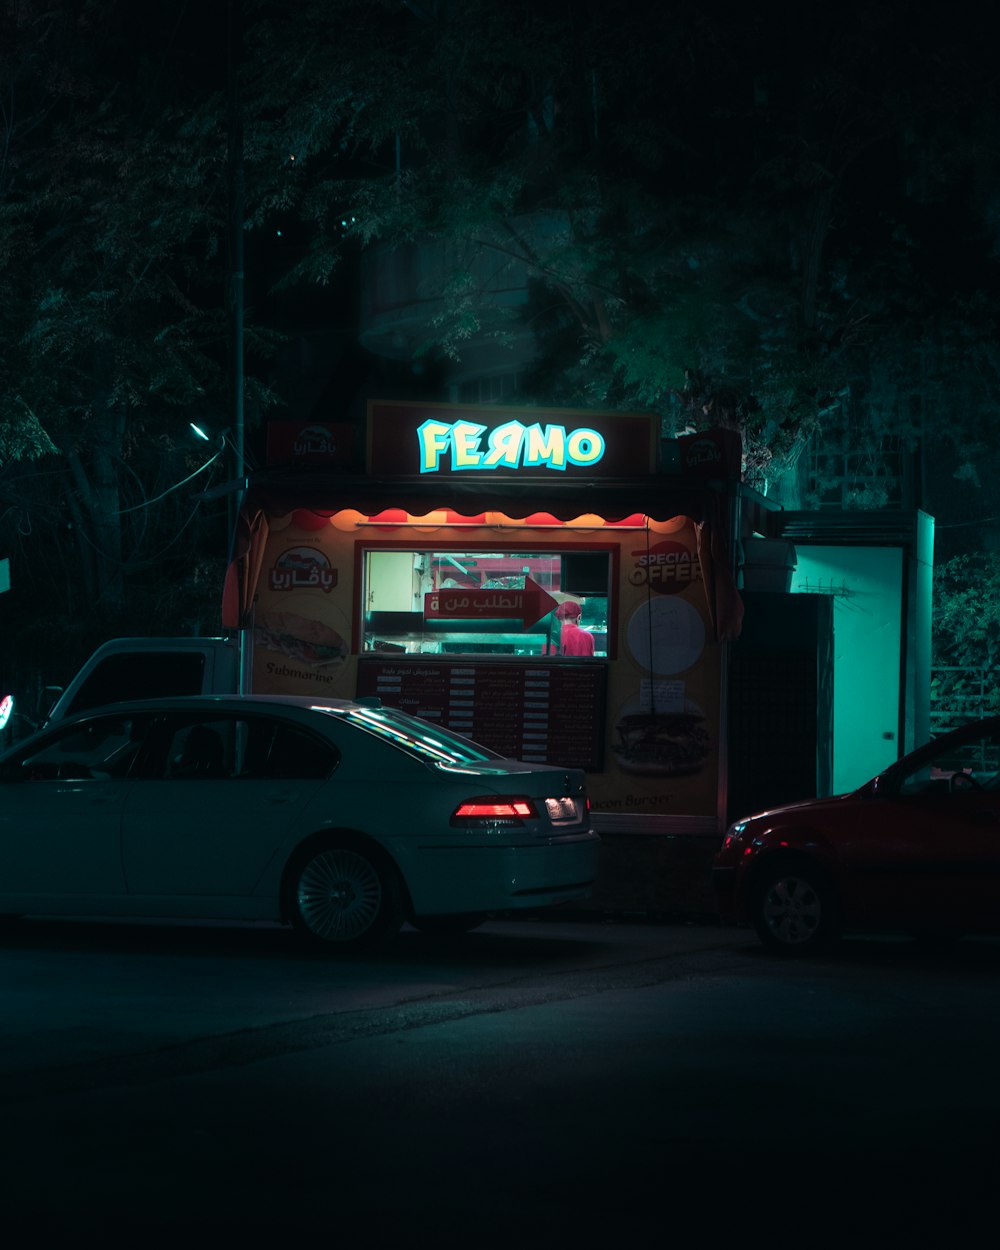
[2,0,999,699]
[931,553,1000,725]
[0,0,261,682]
[228,0,1000,503]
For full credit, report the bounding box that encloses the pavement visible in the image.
[555,831,721,920]
[0,912,756,1083]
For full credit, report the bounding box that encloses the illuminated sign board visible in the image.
[417,419,605,474]
[424,577,558,625]
[368,401,655,478]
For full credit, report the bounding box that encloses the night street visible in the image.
[3,8,1000,1244]
[2,915,998,1244]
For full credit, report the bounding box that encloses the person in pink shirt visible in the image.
[555,600,595,656]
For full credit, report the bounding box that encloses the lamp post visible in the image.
[227,0,251,694]
[227,0,246,538]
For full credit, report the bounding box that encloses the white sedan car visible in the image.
[0,695,599,949]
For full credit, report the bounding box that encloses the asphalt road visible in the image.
[3,915,998,1245]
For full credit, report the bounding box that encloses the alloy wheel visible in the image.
[295,847,383,943]
[760,873,824,948]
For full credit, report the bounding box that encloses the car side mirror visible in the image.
[867,775,892,800]
[42,685,63,720]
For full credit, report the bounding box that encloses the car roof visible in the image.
[877,715,1000,777]
[919,716,1000,744]
[72,694,363,715]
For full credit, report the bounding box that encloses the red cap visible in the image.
[556,601,582,620]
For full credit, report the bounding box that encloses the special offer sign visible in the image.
[627,539,703,595]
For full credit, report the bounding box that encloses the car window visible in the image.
[167,721,232,779]
[5,714,151,782]
[160,716,338,782]
[61,652,207,718]
[313,703,501,766]
[240,719,338,780]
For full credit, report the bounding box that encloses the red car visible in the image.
[714,717,1000,953]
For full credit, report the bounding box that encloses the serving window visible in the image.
[360,544,613,658]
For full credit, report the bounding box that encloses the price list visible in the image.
[356,658,607,770]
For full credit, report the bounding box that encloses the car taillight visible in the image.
[451,797,539,827]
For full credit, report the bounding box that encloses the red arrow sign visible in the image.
[424,576,558,628]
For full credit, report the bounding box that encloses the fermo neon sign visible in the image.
[417,419,606,473]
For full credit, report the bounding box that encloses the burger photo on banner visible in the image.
[612,697,711,777]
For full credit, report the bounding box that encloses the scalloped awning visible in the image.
[224,472,743,641]
[240,471,718,525]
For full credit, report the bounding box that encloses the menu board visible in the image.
[356,658,607,770]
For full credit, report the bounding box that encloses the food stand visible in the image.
[226,401,744,840]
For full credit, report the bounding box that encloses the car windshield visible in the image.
[312,704,502,766]
[896,725,1000,796]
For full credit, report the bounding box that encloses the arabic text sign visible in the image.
[265,421,355,468]
[425,589,529,620]
[356,658,607,770]
[424,577,557,628]
[269,547,338,593]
